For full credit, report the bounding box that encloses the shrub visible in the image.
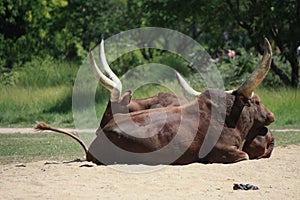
[216,48,287,89]
[7,57,79,88]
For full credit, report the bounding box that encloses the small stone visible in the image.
[15,163,26,167]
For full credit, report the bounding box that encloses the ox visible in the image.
[35,38,275,165]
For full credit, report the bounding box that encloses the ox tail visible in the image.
[34,122,89,156]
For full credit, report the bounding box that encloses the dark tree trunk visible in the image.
[290,57,299,88]
[270,59,291,87]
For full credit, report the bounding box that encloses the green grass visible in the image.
[0,133,85,165]
[0,86,299,129]
[256,88,300,129]
[0,86,74,127]
[273,131,300,147]
[13,57,79,88]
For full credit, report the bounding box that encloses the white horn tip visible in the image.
[264,38,272,56]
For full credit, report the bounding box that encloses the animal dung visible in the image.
[233,183,259,190]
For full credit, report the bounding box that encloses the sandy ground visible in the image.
[0,145,299,200]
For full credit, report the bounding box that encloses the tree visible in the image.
[143,0,300,88]
[224,0,300,88]
[0,0,146,70]
[0,0,69,68]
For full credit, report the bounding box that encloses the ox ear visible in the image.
[225,91,252,128]
[118,91,132,105]
[231,90,251,106]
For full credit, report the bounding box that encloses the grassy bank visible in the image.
[0,57,79,127]
[0,86,74,127]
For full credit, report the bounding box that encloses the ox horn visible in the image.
[236,38,272,99]
[176,72,201,99]
[89,40,122,102]
[98,39,121,85]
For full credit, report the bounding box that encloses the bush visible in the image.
[1,57,79,88]
[153,53,190,77]
[216,49,287,89]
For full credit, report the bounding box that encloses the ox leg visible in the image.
[206,146,249,163]
[226,147,249,163]
[224,147,249,163]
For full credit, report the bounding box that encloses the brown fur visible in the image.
[87,89,275,164]
[35,90,274,165]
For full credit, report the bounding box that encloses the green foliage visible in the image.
[110,50,145,76]
[153,53,190,77]
[143,0,300,88]
[0,56,78,87]
[131,84,172,99]
[215,49,292,89]
[1,0,299,88]
[110,49,191,78]
[14,57,78,88]
[0,0,73,68]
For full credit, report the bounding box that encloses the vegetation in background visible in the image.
[257,88,300,129]
[0,86,74,127]
[144,0,300,88]
[1,84,299,129]
[216,49,291,89]
[0,0,299,128]
[1,0,299,88]
[0,57,78,127]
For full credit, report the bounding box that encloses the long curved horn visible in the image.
[89,51,121,102]
[98,39,121,85]
[176,72,201,99]
[175,72,241,98]
[236,38,272,98]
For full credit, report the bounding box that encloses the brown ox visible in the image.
[35,38,274,164]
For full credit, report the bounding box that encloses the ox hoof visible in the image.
[234,152,249,163]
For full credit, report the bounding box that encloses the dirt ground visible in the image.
[0,145,299,200]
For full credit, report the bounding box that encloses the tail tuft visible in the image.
[34,121,52,131]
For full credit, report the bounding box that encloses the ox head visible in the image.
[229,39,274,137]
[176,39,274,125]
[182,39,274,161]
